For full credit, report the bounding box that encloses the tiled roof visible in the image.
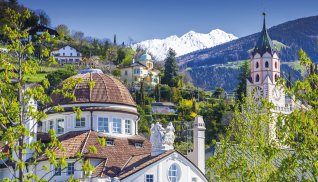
[252,13,276,56]
[51,73,136,107]
[36,130,173,179]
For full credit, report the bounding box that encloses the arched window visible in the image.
[256,74,260,82]
[265,61,269,68]
[256,62,259,69]
[168,164,179,182]
[275,62,277,69]
[275,74,279,81]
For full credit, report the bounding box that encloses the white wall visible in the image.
[122,152,207,182]
[33,159,83,181]
[42,109,138,137]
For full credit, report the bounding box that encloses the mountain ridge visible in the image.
[131,29,237,61]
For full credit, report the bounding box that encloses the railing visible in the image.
[272,106,293,113]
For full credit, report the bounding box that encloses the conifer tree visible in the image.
[113,34,117,45]
[235,60,250,102]
[162,48,179,87]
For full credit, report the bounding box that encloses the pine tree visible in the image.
[155,84,161,102]
[235,60,250,102]
[162,48,179,87]
[140,80,145,109]
[113,34,117,45]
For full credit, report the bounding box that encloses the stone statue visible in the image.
[150,122,175,156]
[163,122,175,146]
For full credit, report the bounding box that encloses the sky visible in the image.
[19,0,318,43]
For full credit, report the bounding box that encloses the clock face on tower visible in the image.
[253,86,264,100]
[272,87,281,101]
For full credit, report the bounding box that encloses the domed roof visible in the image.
[139,52,152,61]
[51,71,136,107]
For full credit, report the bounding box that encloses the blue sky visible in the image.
[20,0,318,43]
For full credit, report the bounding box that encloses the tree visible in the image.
[0,8,93,181]
[55,24,70,39]
[235,60,250,102]
[35,9,51,26]
[162,48,179,87]
[113,34,117,45]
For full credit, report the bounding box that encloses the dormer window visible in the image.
[135,142,143,148]
[106,140,114,146]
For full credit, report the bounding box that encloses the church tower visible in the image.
[247,13,285,108]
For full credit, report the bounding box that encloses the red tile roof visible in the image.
[51,73,136,107]
[36,130,174,179]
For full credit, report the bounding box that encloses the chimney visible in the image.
[186,115,206,174]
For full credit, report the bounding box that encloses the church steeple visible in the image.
[252,12,276,56]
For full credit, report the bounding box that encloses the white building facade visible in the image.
[51,45,82,64]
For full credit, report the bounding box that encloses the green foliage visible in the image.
[82,160,95,177]
[162,48,179,87]
[235,60,250,102]
[116,47,135,65]
[137,105,151,134]
[112,68,121,77]
[45,67,77,94]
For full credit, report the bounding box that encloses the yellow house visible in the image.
[120,52,160,87]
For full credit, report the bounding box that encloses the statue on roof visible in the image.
[150,122,175,156]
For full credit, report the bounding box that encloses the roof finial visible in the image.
[262,12,267,30]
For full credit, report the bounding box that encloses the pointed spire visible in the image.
[262,12,267,30]
[252,12,276,56]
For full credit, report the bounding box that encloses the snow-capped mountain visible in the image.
[131,29,238,61]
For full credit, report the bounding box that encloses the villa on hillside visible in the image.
[50,45,82,64]
[119,52,160,87]
[27,24,59,42]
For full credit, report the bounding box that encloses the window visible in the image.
[49,120,54,130]
[275,74,279,81]
[168,164,179,182]
[265,61,269,68]
[125,70,128,76]
[256,62,259,68]
[275,62,278,69]
[135,142,143,148]
[63,53,65,56]
[146,174,154,182]
[77,53,80,56]
[55,167,61,176]
[70,53,73,56]
[98,117,109,132]
[134,69,137,74]
[192,177,197,182]
[112,118,121,133]
[57,119,64,134]
[75,117,85,128]
[67,163,74,175]
[125,120,131,134]
[256,74,260,82]
[106,140,114,146]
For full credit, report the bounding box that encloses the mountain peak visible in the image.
[131,29,238,61]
